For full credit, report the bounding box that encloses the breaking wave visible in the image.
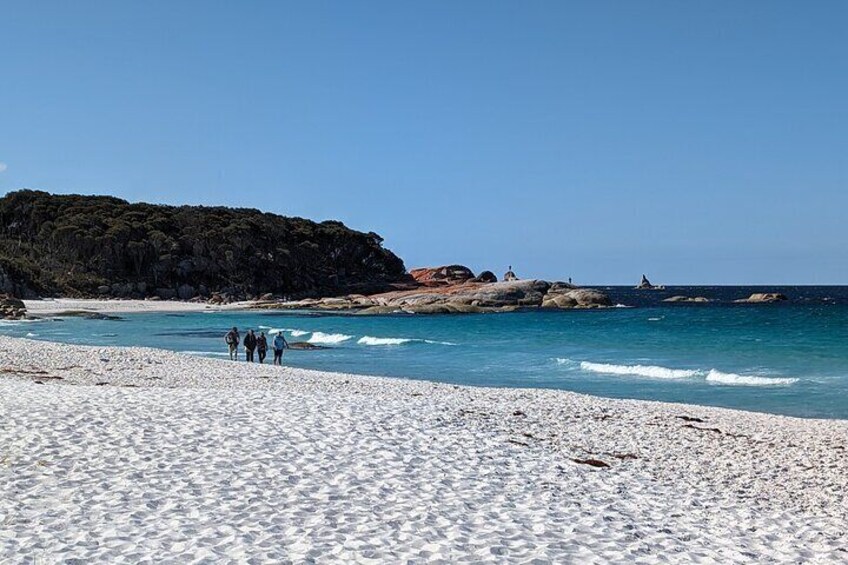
[358,336,412,346]
[259,326,309,337]
[358,336,458,346]
[557,358,798,387]
[580,361,700,379]
[184,351,230,357]
[705,370,798,386]
[307,332,353,345]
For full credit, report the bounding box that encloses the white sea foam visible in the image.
[307,332,353,344]
[358,336,413,346]
[358,336,458,346]
[0,319,39,326]
[183,350,230,357]
[706,370,798,386]
[613,304,633,308]
[25,332,38,338]
[262,327,309,337]
[580,361,700,379]
[562,358,799,387]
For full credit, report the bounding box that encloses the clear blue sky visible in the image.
[1,1,846,284]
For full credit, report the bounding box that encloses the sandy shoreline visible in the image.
[23,298,253,315]
[1,335,846,562]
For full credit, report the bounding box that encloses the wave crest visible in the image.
[307,332,353,344]
[259,327,309,337]
[358,336,413,346]
[579,361,700,379]
[358,336,458,346]
[706,370,798,386]
[560,358,799,387]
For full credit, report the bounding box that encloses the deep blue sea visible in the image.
[3,286,847,419]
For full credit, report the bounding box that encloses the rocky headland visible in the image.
[0,190,409,301]
[253,265,612,314]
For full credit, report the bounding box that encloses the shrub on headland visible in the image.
[0,190,409,299]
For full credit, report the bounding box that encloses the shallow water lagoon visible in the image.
[5,287,848,419]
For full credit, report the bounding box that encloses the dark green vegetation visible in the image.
[0,190,409,299]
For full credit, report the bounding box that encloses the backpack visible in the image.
[225,332,236,345]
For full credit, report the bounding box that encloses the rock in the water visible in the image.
[734,293,788,304]
[663,296,711,303]
[54,310,123,320]
[410,265,475,287]
[636,274,664,290]
[0,294,27,319]
[542,286,612,309]
[286,342,329,350]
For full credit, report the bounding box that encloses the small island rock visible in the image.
[734,293,788,304]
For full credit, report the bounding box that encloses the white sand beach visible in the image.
[23,298,252,315]
[1,335,846,563]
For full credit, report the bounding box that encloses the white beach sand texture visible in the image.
[1,336,846,563]
[23,298,252,315]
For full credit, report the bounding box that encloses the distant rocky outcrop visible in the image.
[542,284,611,309]
[0,294,26,319]
[636,274,665,290]
[734,293,788,304]
[410,265,475,287]
[256,277,612,314]
[503,266,518,282]
[663,296,711,303]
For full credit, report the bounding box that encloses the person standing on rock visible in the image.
[273,331,288,366]
[225,327,240,361]
[244,329,257,362]
[256,332,268,364]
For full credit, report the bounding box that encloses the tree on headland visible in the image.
[0,190,409,299]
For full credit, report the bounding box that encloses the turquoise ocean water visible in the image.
[3,286,847,419]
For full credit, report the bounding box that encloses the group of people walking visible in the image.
[224,327,288,365]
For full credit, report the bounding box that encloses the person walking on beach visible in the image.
[256,332,268,364]
[225,326,240,361]
[273,331,288,366]
[244,329,257,362]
